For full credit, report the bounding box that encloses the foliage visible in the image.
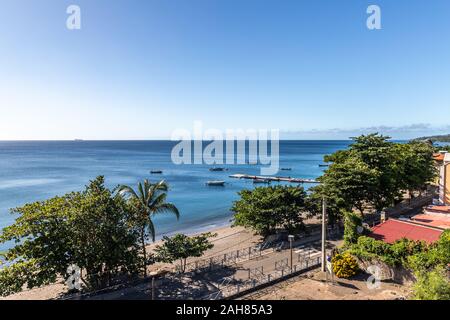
[343,210,364,246]
[0,176,142,296]
[311,134,437,221]
[412,266,450,300]
[305,184,343,227]
[347,236,426,267]
[117,179,179,276]
[332,252,359,278]
[154,233,216,273]
[0,260,38,296]
[433,145,450,153]
[407,230,450,273]
[393,142,436,197]
[232,185,307,236]
[414,134,450,143]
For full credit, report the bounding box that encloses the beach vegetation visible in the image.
[311,133,436,223]
[0,176,142,296]
[117,179,179,276]
[412,266,450,300]
[154,233,216,273]
[231,185,307,237]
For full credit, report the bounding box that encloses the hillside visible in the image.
[414,134,450,143]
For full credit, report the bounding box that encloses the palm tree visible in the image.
[117,179,179,276]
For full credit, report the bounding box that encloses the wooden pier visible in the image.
[229,174,319,184]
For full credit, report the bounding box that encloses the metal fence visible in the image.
[176,240,279,273]
[201,255,322,300]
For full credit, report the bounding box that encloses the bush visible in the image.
[408,230,450,273]
[348,236,393,264]
[347,236,427,267]
[332,252,359,278]
[343,210,364,246]
[412,266,450,300]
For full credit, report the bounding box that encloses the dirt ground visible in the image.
[243,270,412,300]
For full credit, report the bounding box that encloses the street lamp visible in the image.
[288,234,294,272]
[149,271,158,300]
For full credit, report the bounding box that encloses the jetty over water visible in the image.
[229,174,319,184]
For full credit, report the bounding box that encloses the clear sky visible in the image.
[1,0,450,140]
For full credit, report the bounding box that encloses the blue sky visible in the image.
[1,0,450,140]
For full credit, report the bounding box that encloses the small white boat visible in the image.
[206,180,225,186]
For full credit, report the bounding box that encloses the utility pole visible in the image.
[321,197,327,272]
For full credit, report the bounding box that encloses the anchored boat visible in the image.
[206,180,225,186]
[209,167,227,172]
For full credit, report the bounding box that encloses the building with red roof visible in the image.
[411,212,450,230]
[370,219,443,244]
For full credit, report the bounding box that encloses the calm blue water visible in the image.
[0,140,350,251]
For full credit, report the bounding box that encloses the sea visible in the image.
[0,140,351,251]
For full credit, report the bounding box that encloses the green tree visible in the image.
[232,185,307,236]
[312,133,436,217]
[343,210,364,246]
[413,266,450,300]
[117,179,179,276]
[317,156,379,215]
[154,233,216,273]
[0,176,141,296]
[394,142,437,198]
[306,184,346,227]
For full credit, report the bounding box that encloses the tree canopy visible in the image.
[232,185,308,236]
[154,233,216,273]
[0,176,142,296]
[117,179,179,276]
[313,133,436,222]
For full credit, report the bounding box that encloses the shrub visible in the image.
[412,266,450,300]
[347,236,428,267]
[343,210,364,246]
[348,236,394,264]
[408,230,450,273]
[332,252,359,278]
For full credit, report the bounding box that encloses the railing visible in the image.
[200,255,322,300]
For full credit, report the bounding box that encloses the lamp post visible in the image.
[321,197,327,272]
[149,271,158,300]
[288,234,294,272]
